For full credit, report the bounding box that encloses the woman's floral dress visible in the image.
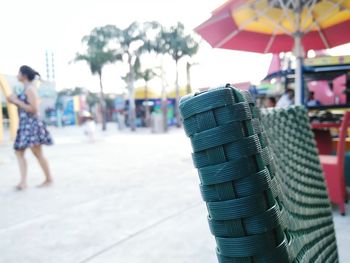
[13,89,53,150]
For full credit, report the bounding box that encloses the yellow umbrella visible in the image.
[134,86,161,100]
[167,87,191,99]
[196,0,350,104]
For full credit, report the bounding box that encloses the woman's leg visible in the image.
[15,150,27,190]
[30,145,53,187]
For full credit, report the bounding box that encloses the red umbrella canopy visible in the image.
[196,0,350,54]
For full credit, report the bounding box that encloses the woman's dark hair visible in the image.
[19,65,40,81]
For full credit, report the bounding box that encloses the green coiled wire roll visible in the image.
[217,239,289,263]
[208,202,284,236]
[200,168,272,201]
[180,86,338,263]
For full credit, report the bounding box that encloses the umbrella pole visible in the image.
[294,33,304,105]
[294,0,304,105]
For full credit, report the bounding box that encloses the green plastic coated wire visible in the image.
[179,86,338,263]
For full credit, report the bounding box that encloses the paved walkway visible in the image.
[0,126,349,262]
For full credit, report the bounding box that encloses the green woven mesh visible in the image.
[179,87,338,263]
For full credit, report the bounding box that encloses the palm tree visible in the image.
[75,25,121,131]
[137,68,157,127]
[142,22,170,132]
[158,22,199,127]
[109,22,146,131]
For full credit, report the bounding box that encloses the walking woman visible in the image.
[7,65,53,190]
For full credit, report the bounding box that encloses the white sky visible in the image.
[0,0,349,94]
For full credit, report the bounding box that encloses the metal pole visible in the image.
[0,95,3,142]
[294,33,304,105]
[160,62,168,132]
[294,0,304,105]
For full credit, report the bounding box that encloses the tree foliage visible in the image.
[156,22,199,127]
[158,22,199,63]
[75,21,199,130]
[74,25,123,130]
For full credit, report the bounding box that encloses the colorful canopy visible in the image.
[196,0,350,53]
[134,86,161,100]
[196,0,350,104]
[167,87,190,99]
[134,86,194,100]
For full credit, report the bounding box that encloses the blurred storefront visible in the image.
[1,74,57,125]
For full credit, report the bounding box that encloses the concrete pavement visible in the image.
[0,126,348,262]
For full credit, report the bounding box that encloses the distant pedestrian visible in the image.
[116,110,126,131]
[276,88,294,108]
[307,91,321,107]
[265,97,277,108]
[7,65,53,190]
[81,111,96,142]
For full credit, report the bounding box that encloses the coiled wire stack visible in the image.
[179,86,337,263]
